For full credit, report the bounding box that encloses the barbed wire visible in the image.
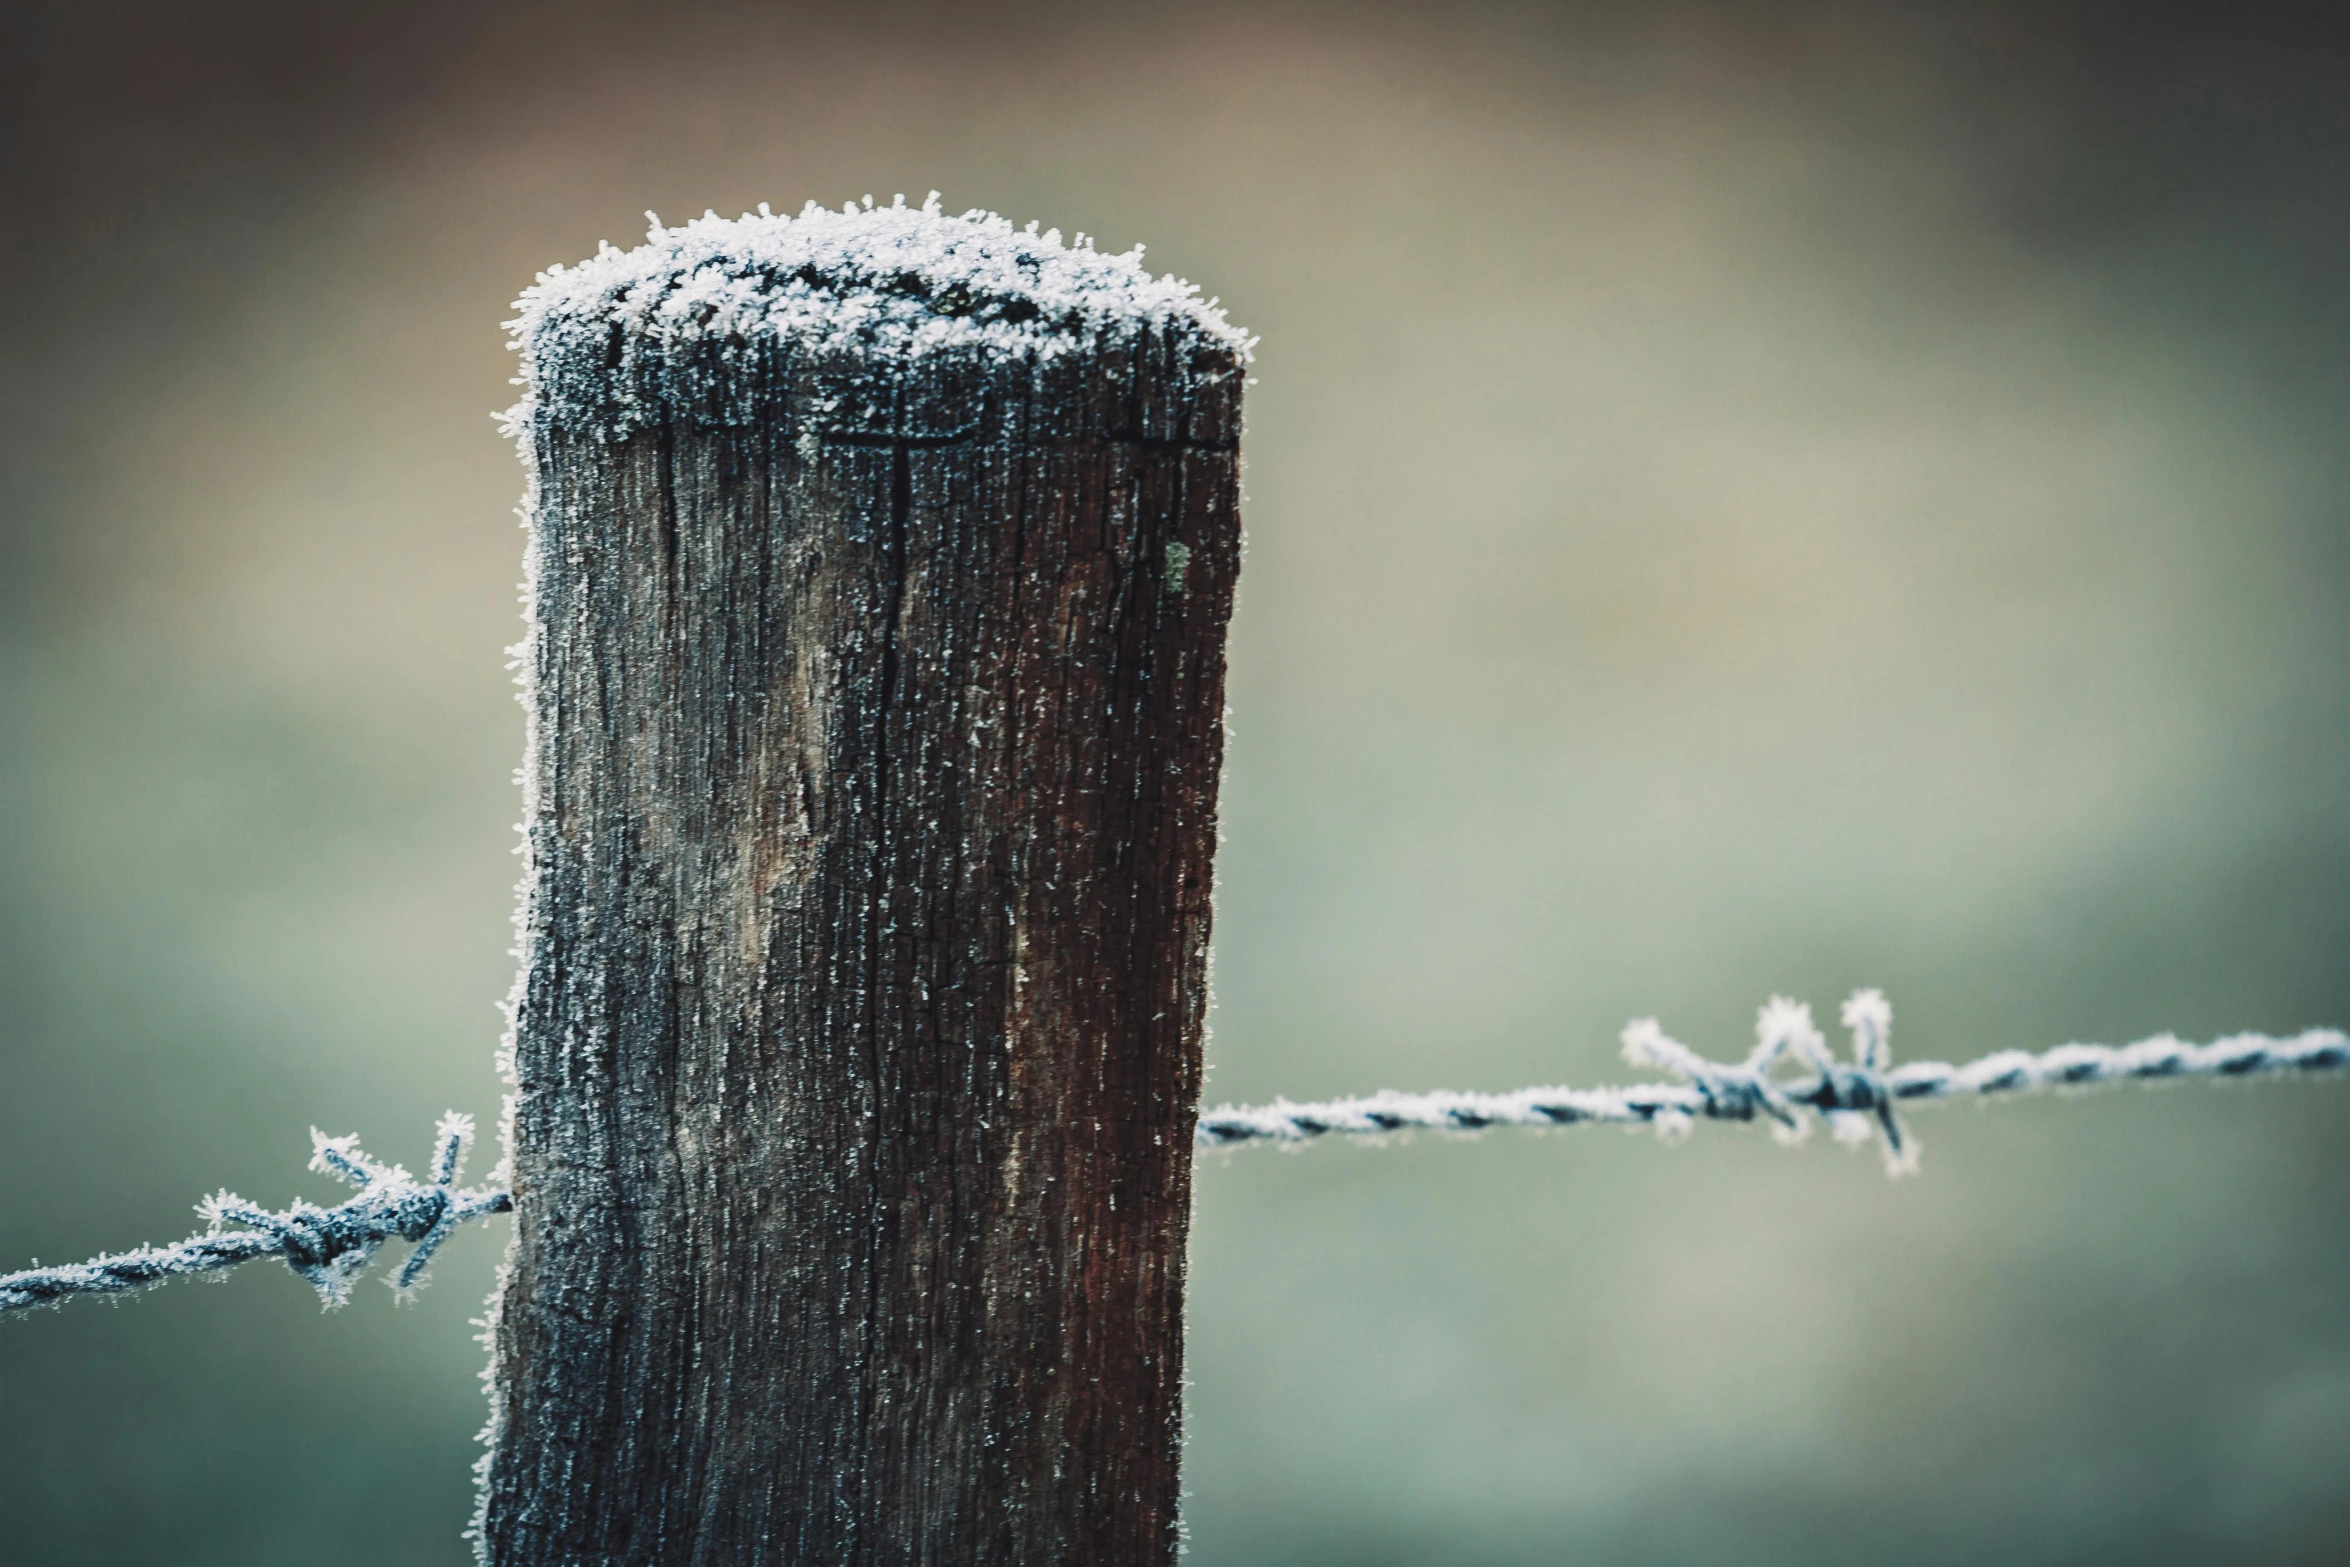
[7,994,2345,1315]
[1195,990,2350,1174]
[0,1114,510,1316]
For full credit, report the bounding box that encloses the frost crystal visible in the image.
[507,193,1251,443]
[0,1117,510,1315]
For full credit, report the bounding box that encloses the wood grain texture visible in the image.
[478,287,1243,1565]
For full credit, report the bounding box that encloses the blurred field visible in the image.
[3,4,2347,1562]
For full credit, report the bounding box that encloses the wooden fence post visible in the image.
[474,202,1245,1566]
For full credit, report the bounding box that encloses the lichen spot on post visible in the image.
[479,197,1247,1567]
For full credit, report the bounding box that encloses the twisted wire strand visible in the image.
[0,1114,511,1316]
[1195,991,2350,1175]
[8,995,2346,1316]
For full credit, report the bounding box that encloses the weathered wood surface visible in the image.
[478,211,1244,1567]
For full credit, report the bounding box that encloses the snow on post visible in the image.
[477,197,1248,1567]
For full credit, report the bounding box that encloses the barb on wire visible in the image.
[0,1114,511,1316]
[1194,991,2350,1175]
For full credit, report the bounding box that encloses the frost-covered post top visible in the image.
[508,194,1251,443]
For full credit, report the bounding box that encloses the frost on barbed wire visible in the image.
[0,1115,512,1316]
[7,997,2347,1314]
[1194,990,2350,1174]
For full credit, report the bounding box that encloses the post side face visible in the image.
[484,321,1242,1566]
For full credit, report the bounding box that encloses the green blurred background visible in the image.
[4,3,2347,1562]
